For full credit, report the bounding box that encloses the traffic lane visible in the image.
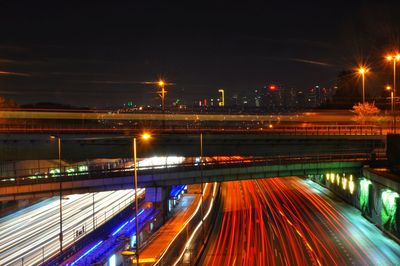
[257,177,400,265]
[0,189,141,266]
[200,177,400,266]
[303,179,400,265]
[200,181,298,265]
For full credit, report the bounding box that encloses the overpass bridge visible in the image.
[0,132,385,161]
[0,154,372,201]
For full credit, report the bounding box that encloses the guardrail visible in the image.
[0,153,383,186]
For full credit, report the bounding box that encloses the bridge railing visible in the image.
[0,123,388,135]
[0,152,382,186]
[0,159,128,181]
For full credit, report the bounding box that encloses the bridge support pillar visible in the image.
[145,186,171,223]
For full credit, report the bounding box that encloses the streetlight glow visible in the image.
[386,52,400,133]
[386,54,400,62]
[156,79,167,113]
[357,66,369,103]
[386,85,395,133]
[141,132,151,141]
[358,67,368,74]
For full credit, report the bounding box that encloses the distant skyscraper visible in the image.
[231,94,239,106]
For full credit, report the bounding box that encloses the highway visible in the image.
[200,177,400,265]
[0,189,144,266]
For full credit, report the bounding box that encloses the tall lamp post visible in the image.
[358,67,369,104]
[133,132,151,265]
[386,86,395,133]
[50,135,63,253]
[200,132,205,243]
[157,80,167,113]
[386,54,400,133]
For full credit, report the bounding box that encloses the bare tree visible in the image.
[352,102,380,124]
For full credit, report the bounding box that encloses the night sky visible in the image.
[1,1,400,107]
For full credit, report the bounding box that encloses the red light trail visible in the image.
[200,177,400,265]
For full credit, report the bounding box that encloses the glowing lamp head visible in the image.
[386,54,400,61]
[141,132,152,141]
[358,67,368,74]
[158,80,165,87]
[386,86,392,91]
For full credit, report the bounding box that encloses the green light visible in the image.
[381,189,399,230]
[49,168,60,177]
[78,165,88,173]
[66,168,75,176]
[360,178,371,211]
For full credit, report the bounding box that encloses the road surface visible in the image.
[200,177,400,265]
[0,189,144,266]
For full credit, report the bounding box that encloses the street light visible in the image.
[50,135,63,253]
[132,132,152,265]
[358,67,369,104]
[199,132,205,243]
[386,86,395,133]
[386,54,400,133]
[157,80,167,113]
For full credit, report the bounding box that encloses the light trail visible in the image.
[0,189,145,266]
[154,183,210,264]
[65,208,151,266]
[200,177,400,265]
[0,109,354,123]
[172,182,218,266]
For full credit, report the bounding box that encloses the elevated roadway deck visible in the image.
[0,155,369,201]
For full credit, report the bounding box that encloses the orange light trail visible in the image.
[200,177,397,265]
